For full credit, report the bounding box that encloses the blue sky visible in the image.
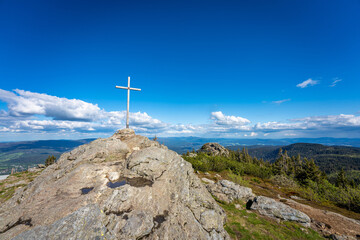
[0,0,359,141]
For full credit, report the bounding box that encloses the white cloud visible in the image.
[211,111,250,126]
[255,114,360,132]
[272,99,291,104]
[330,78,342,87]
[0,89,169,135]
[1,89,360,139]
[255,121,305,130]
[296,78,319,88]
[244,132,258,137]
[294,114,360,128]
[0,89,102,121]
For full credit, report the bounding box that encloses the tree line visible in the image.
[183,147,360,213]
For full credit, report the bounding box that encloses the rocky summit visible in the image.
[198,143,230,157]
[0,129,230,240]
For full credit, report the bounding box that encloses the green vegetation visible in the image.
[328,169,360,186]
[0,170,41,203]
[45,155,56,166]
[220,201,323,240]
[183,148,360,213]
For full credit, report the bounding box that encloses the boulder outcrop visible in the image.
[0,129,230,240]
[206,180,255,203]
[198,143,230,157]
[248,196,311,227]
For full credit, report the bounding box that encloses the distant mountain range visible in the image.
[1,137,360,175]
[157,137,360,154]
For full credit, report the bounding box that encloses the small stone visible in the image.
[235,204,241,209]
[290,195,306,201]
[37,164,46,168]
[202,178,215,184]
[108,172,120,182]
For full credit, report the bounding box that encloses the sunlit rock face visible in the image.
[198,143,230,157]
[0,129,230,240]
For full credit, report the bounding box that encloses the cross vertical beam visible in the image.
[115,76,141,129]
[127,76,130,128]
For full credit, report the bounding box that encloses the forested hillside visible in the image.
[228,143,360,174]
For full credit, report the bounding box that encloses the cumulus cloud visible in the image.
[0,89,102,121]
[0,89,169,135]
[211,111,250,126]
[296,78,319,88]
[1,89,359,139]
[330,78,342,87]
[272,99,291,104]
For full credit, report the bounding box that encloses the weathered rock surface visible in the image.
[329,234,357,240]
[249,196,311,227]
[198,143,230,157]
[12,204,115,240]
[0,129,230,240]
[206,180,255,203]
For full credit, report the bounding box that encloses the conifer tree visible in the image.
[336,168,348,188]
[45,155,56,167]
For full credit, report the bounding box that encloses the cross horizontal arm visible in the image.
[115,86,128,90]
[116,86,141,91]
[129,87,141,91]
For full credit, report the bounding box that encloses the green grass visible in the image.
[220,201,324,240]
[0,184,27,202]
[0,170,42,203]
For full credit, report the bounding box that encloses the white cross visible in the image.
[115,76,141,129]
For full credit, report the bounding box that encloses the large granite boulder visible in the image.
[198,143,230,157]
[206,180,255,203]
[248,196,311,227]
[0,129,230,240]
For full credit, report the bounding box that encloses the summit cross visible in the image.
[115,76,141,128]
